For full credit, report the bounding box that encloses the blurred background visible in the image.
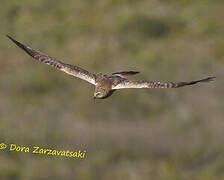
[0,0,223,179]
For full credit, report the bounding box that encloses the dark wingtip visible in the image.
[7,35,22,47]
[130,71,140,74]
[201,76,216,82]
[122,71,140,75]
[6,35,16,43]
[6,35,14,43]
[6,35,33,56]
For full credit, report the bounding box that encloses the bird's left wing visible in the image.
[112,77,215,89]
[7,35,96,85]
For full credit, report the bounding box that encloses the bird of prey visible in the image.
[7,35,215,99]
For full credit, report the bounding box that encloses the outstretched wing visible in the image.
[7,35,96,85]
[112,77,215,89]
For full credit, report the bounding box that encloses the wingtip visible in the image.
[6,35,18,44]
[208,76,216,80]
[127,71,140,75]
[133,71,140,74]
[6,35,13,40]
[201,76,216,83]
[6,35,27,49]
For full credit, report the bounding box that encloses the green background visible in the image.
[0,0,223,179]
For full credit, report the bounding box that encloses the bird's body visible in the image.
[7,35,215,99]
[94,74,114,98]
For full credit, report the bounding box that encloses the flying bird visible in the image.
[7,35,215,99]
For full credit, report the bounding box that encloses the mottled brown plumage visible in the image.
[7,35,215,99]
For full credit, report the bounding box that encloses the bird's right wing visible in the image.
[7,35,96,85]
[112,77,215,89]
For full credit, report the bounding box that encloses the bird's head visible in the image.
[93,89,107,99]
[93,89,116,99]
